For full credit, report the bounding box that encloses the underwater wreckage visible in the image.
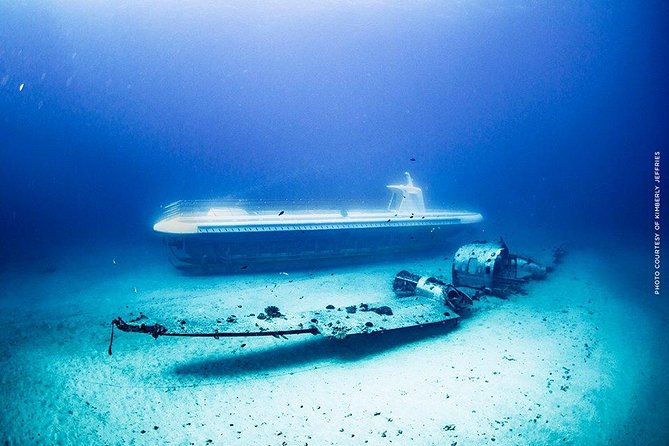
[153,173,483,272]
[109,240,560,354]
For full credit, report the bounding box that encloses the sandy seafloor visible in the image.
[0,232,667,445]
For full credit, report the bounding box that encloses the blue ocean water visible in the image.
[1,1,668,444]
[1,1,665,248]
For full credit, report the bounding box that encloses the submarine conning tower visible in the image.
[387,172,426,214]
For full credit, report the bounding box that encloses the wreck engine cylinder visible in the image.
[392,270,421,296]
[393,270,449,300]
[416,276,450,301]
[393,270,473,311]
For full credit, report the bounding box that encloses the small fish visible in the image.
[279,272,289,276]
[410,157,416,161]
[18,83,24,92]
[278,210,285,216]
[112,258,117,265]
[240,265,248,270]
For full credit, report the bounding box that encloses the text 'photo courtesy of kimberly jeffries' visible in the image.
[654,151,663,296]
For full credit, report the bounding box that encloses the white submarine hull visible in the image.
[153,174,483,272]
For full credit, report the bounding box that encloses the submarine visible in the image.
[153,173,483,272]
